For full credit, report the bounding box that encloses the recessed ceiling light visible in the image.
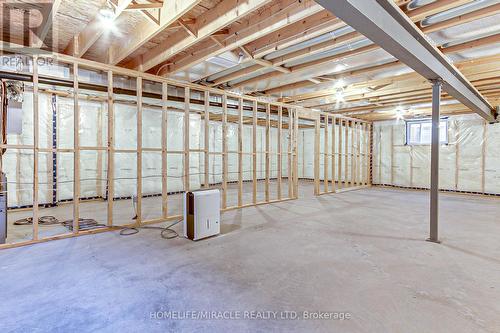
[334,63,347,72]
[334,78,345,88]
[99,1,116,29]
[335,89,344,102]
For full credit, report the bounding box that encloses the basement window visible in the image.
[406,118,448,145]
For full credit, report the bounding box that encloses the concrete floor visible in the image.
[1,185,499,332]
[5,179,296,243]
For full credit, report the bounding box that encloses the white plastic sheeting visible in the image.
[298,124,368,181]
[3,91,283,207]
[373,115,500,194]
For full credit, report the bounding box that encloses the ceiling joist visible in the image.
[99,0,201,65]
[64,0,133,57]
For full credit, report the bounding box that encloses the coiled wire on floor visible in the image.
[14,216,60,225]
[14,215,182,239]
[14,216,105,231]
[119,219,183,240]
[61,218,106,231]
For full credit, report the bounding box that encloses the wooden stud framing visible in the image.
[0,48,346,248]
[482,122,487,193]
[292,109,299,199]
[357,122,361,186]
[32,56,39,240]
[204,91,210,189]
[96,107,104,198]
[287,109,293,199]
[364,123,369,185]
[338,119,343,190]
[162,83,168,218]
[107,71,114,226]
[331,116,336,191]
[315,114,371,196]
[390,125,394,185]
[238,98,243,206]
[314,116,320,195]
[351,121,356,187]
[351,121,355,187]
[378,126,382,184]
[324,115,329,193]
[345,120,349,188]
[252,101,257,204]
[455,121,460,190]
[277,106,282,200]
[265,104,270,202]
[184,88,191,195]
[136,77,143,226]
[73,62,80,233]
[222,94,228,209]
[369,123,373,185]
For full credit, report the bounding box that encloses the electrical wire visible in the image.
[14,215,60,225]
[13,216,106,231]
[61,218,106,231]
[119,219,183,240]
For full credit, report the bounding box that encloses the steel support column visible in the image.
[428,80,442,243]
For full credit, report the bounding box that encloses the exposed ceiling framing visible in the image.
[0,0,498,121]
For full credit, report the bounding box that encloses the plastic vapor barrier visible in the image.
[372,115,500,195]
[2,91,279,208]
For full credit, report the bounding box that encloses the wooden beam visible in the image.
[250,12,343,59]
[406,0,474,22]
[254,59,291,74]
[126,0,275,71]
[227,0,489,94]
[99,0,201,65]
[178,19,198,38]
[231,44,379,90]
[125,3,163,10]
[157,0,323,74]
[421,3,500,34]
[271,31,365,67]
[33,0,63,48]
[203,12,343,86]
[284,54,500,104]
[268,60,401,96]
[64,0,133,57]
[440,33,500,54]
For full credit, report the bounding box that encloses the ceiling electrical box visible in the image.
[183,189,220,241]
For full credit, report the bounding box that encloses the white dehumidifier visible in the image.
[183,189,220,241]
